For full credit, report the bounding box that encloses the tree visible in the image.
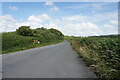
[49,28,64,40]
[49,28,64,36]
[16,26,33,36]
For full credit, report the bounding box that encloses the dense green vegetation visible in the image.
[2,26,64,54]
[69,35,120,79]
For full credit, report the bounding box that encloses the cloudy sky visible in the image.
[0,2,118,36]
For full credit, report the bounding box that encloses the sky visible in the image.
[2,0,119,2]
[0,2,118,36]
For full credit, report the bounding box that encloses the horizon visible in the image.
[0,2,118,36]
[1,26,118,37]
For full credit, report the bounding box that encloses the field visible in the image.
[69,35,120,79]
[2,26,64,54]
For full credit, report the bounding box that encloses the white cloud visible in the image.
[102,24,118,34]
[9,6,18,11]
[110,20,118,25]
[18,14,51,29]
[68,3,106,10]
[28,15,42,22]
[0,15,17,32]
[0,13,118,36]
[45,2,54,6]
[50,6,59,11]
[61,12,118,36]
[62,12,117,24]
[40,14,50,20]
[92,12,118,22]
[63,15,86,22]
[0,15,45,32]
[28,14,50,23]
[44,2,59,12]
[44,23,59,29]
[60,22,102,36]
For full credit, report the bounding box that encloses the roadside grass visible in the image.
[70,35,120,79]
[2,40,63,54]
[2,27,64,54]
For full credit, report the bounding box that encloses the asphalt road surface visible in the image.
[2,41,97,78]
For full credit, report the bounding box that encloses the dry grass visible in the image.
[71,40,119,79]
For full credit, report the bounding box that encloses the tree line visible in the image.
[2,26,64,53]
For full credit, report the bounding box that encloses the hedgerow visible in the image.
[2,26,64,54]
[70,35,120,79]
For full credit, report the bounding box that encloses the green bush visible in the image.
[32,27,64,43]
[2,32,34,51]
[16,26,33,36]
[70,35,120,79]
[2,26,64,54]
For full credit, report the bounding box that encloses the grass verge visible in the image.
[71,40,119,79]
[2,40,63,54]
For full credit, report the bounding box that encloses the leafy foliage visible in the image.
[2,32,34,51]
[16,26,33,36]
[70,35,120,79]
[32,27,64,42]
[2,26,64,54]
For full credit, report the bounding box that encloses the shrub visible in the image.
[70,35,120,79]
[2,32,34,51]
[16,26,33,36]
[2,26,64,53]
